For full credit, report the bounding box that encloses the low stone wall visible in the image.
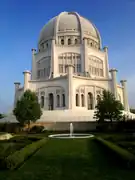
[35,121,97,131]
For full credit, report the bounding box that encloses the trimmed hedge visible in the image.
[3,138,47,170]
[95,137,135,168]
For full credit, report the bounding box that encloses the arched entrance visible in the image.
[88,92,93,110]
[48,93,54,110]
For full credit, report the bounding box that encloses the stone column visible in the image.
[53,92,56,110]
[14,82,20,108]
[44,94,48,110]
[103,46,109,78]
[67,64,74,109]
[82,38,88,75]
[84,87,87,109]
[23,70,31,92]
[51,39,56,78]
[31,48,36,80]
[109,68,118,99]
[120,80,129,111]
[93,86,96,108]
[71,36,74,45]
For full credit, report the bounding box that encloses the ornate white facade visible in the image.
[14,11,132,123]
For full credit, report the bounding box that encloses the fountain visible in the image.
[48,123,94,139]
[70,123,73,137]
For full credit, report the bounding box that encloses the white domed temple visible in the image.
[9,11,135,129]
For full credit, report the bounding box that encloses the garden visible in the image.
[0,137,134,180]
[0,90,135,179]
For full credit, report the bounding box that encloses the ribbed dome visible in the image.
[58,13,80,31]
[39,12,101,44]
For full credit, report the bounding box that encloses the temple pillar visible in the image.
[31,48,36,80]
[51,39,56,78]
[120,80,129,111]
[109,68,118,99]
[23,70,31,92]
[103,46,109,78]
[82,38,88,75]
[93,86,96,108]
[67,64,74,109]
[14,82,20,108]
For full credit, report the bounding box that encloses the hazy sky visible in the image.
[0,0,135,112]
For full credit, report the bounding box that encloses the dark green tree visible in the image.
[130,108,135,114]
[94,90,124,123]
[13,90,42,129]
[0,113,4,119]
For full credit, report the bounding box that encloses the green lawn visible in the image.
[0,138,135,180]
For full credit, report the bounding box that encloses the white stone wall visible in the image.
[71,76,111,110]
[29,76,68,110]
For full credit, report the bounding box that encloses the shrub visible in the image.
[7,136,41,146]
[30,125,45,133]
[96,120,135,133]
[0,123,22,133]
[95,137,135,169]
[96,122,117,132]
[105,134,135,143]
[0,135,42,169]
[4,138,46,170]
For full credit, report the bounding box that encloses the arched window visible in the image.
[46,43,48,48]
[90,42,93,47]
[57,95,60,107]
[75,39,78,44]
[62,94,65,107]
[88,93,93,110]
[68,38,71,45]
[41,96,44,108]
[81,94,85,107]
[76,94,79,106]
[61,39,64,45]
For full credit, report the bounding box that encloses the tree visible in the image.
[0,113,4,119]
[13,90,42,129]
[130,108,135,114]
[94,90,124,123]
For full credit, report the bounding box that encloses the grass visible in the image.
[0,138,135,180]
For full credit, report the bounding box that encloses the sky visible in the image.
[0,0,135,112]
